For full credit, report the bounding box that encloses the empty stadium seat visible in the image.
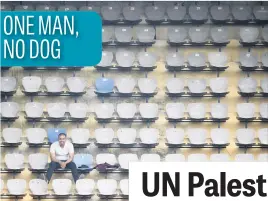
[238,77,258,94]
[2,128,22,144]
[36,4,56,10]
[188,79,206,94]
[68,103,88,119]
[141,154,161,162]
[236,103,256,119]
[95,103,114,119]
[97,179,117,196]
[261,52,268,69]
[211,103,228,120]
[189,27,209,44]
[70,128,90,145]
[208,52,229,69]
[210,5,230,23]
[58,5,77,11]
[139,103,158,119]
[25,102,44,118]
[74,154,94,171]
[101,5,121,23]
[239,52,259,70]
[236,129,255,145]
[137,52,157,69]
[5,153,24,170]
[29,179,48,195]
[52,179,72,195]
[166,52,185,69]
[26,128,46,144]
[258,128,268,145]
[165,154,186,162]
[122,5,142,23]
[210,154,230,162]
[80,5,100,13]
[28,153,48,170]
[22,76,42,92]
[47,103,67,118]
[102,27,114,44]
[95,128,114,145]
[66,77,86,93]
[7,179,26,195]
[188,128,207,145]
[15,4,34,10]
[145,5,165,23]
[210,26,230,45]
[97,51,113,68]
[138,78,157,94]
[115,27,133,43]
[235,154,255,162]
[45,77,64,93]
[257,154,268,162]
[187,53,206,69]
[166,128,185,145]
[260,103,268,119]
[115,77,136,94]
[211,128,230,145]
[117,128,137,145]
[188,154,208,162]
[209,77,229,94]
[139,128,159,145]
[1,77,16,92]
[167,27,187,45]
[187,103,206,119]
[166,78,185,94]
[76,179,95,195]
[117,103,137,119]
[166,103,185,120]
[116,50,135,68]
[136,27,155,44]
[261,78,268,93]
[118,154,139,170]
[47,128,66,143]
[96,154,117,165]
[240,27,260,45]
[167,4,187,22]
[232,5,252,22]
[95,78,114,94]
[189,4,208,22]
[0,102,19,118]
[120,179,129,195]
[253,6,268,23]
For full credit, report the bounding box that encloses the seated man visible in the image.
[45,132,81,183]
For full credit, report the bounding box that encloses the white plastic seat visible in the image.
[240,27,259,43]
[118,154,139,170]
[236,129,255,145]
[47,103,67,118]
[95,128,114,144]
[208,52,228,68]
[120,179,129,195]
[138,78,157,94]
[26,128,46,144]
[7,179,26,195]
[189,27,209,43]
[115,27,133,43]
[116,50,135,68]
[211,128,230,145]
[166,128,185,145]
[117,103,137,119]
[239,52,258,68]
[141,154,161,162]
[166,78,184,94]
[188,79,206,94]
[1,77,16,92]
[70,128,90,145]
[257,154,268,162]
[5,153,24,169]
[210,154,230,162]
[139,128,159,145]
[258,128,268,145]
[238,77,257,93]
[188,128,207,145]
[211,103,228,119]
[52,179,72,195]
[136,27,155,44]
[187,103,206,119]
[25,102,44,118]
[1,102,19,118]
[166,52,185,67]
[96,154,117,165]
[115,77,136,94]
[188,154,208,162]
[235,154,255,162]
[187,53,206,68]
[139,103,158,119]
[29,179,48,195]
[95,103,114,119]
[28,153,48,170]
[165,154,185,162]
[166,103,185,119]
[209,77,228,93]
[167,27,187,44]
[237,103,255,119]
[97,179,117,196]
[260,78,268,93]
[22,76,42,92]
[66,77,86,93]
[76,179,95,195]
[68,103,88,118]
[45,77,64,93]
[260,103,268,119]
[117,128,137,145]
[2,128,22,143]
[97,51,113,68]
[137,52,157,68]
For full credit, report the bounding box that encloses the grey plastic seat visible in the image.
[187,52,206,69]
[236,128,255,145]
[15,4,34,10]
[79,5,100,13]
[166,52,185,69]
[101,5,121,23]
[115,27,133,44]
[116,77,136,94]
[211,103,228,120]
[122,5,142,23]
[26,128,46,144]
[117,128,137,145]
[189,27,209,44]
[145,5,165,24]
[137,52,157,69]
[96,51,113,68]
[116,50,135,68]
[97,179,117,196]
[208,52,229,69]
[166,128,185,145]
[210,27,230,45]
[1,3,12,10]
[240,27,259,45]
[210,5,231,23]
[188,79,206,94]
[188,4,208,22]
[232,5,252,22]
[166,4,187,22]
[102,27,114,44]
[188,128,207,145]
[258,128,268,145]
[57,5,77,11]
[239,52,259,70]
[167,27,188,45]
[262,25,268,43]
[136,27,155,44]
[36,5,56,11]
[253,6,268,23]
[52,179,72,195]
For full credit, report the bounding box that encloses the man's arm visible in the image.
[50,152,61,163]
[65,152,74,164]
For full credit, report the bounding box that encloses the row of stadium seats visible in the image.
[2,2,268,24]
[2,127,267,146]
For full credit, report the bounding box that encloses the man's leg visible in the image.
[46,161,60,183]
[66,162,79,183]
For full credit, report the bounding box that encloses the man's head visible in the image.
[58,133,67,146]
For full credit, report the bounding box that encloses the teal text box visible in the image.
[1,11,102,67]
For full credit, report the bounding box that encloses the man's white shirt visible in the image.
[50,140,74,161]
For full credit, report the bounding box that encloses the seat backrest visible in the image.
[3,128,22,143]
[26,128,47,144]
[95,78,114,93]
[7,179,26,194]
[28,153,48,169]
[47,128,66,143]
[74,154,93,168]
[97,179,117,195]
[29,179,48,195]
